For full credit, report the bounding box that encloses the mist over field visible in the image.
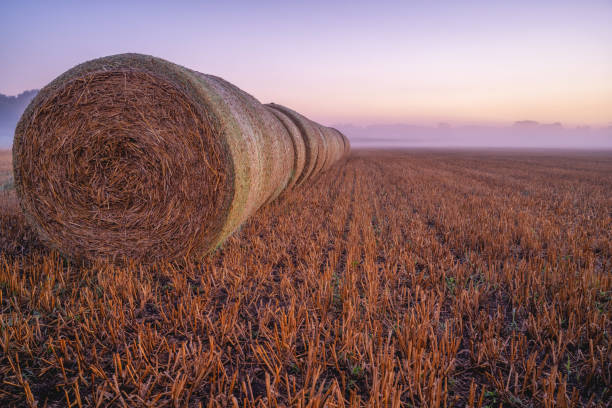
[337,122,612,149]
[1,90,610,150]
[0,90,37,148]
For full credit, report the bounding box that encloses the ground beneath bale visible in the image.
[1,149,610,407]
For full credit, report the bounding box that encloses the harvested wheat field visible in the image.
[0,149,611,407]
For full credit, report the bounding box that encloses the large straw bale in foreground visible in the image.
[13,53,349,263]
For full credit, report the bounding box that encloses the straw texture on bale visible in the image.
[265,103,328,185]
[13,53,349,263]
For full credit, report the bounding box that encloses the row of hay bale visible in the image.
[13,53,350,263]
[265,104,349,189]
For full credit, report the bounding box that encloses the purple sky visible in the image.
[1,0,611,130]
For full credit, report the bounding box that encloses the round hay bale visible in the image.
[325,127,343,164]
[335,132,344,161]
[13,53,349,263]
[313,126,331,174]
[203,75,294,205]
[331,128,351,157]
[265,106,306,190]
[319,127,336,172]
[265,104,323,185]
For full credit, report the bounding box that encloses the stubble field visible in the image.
[0,149,610,407]
[0,150,12,185]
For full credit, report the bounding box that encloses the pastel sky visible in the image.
[1,0,611,127]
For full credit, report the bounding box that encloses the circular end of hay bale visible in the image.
[13,68,234,263]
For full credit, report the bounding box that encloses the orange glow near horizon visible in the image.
[252,39,612,127]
